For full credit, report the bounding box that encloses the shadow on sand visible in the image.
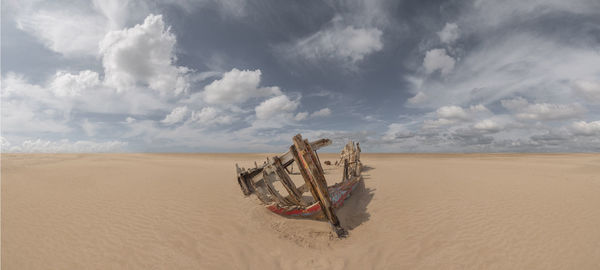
[276,165,375,232]
[335,170,375,231]
[360,165,374,172]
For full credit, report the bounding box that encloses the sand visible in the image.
[2,153,600,269]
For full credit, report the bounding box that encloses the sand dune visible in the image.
[2,153,600,269]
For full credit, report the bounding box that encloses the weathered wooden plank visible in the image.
[263,168,293,206]
[273,156,306,206]
[252,181,273,204]
[296,183,309,193]
[302,139,333,210]
[343,159,349,181]
[236,163,253,196]
[235,138,332,196]
[284,163,293,174]
[259,139,331,171]
[292,134,347,237]
[290,144,318,203]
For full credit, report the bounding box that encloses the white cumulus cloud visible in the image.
[473,119,502,132]
[51,70,100,97]
[436,105,469,120]
[425,104,490,128]
[423,48,455,76]
[161,106,189,125]
[190,107,235,125]
[100,14,190,94]
[255,95,299,120]
[407,92,428,104]
[202,68,281,105]
[311,108,332,118]
[294,112,309,121]
[572,121,600,135]
[437,23,460,44]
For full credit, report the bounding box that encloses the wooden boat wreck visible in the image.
[235,134,362,238]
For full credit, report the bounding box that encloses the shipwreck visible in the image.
[235,134,362,238]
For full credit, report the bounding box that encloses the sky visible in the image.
[1,0,600,153]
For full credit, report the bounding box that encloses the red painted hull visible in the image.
[265,177,361,217]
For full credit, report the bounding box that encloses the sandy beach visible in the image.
[2,153,600,269]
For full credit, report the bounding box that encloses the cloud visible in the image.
[410,26,600,109]
[382,123,414,141]
[572,121,600,136]
[424,104,490,128]
[407,92,428,104]
[100,14,190,94]
[436,105,469,120]
[9,0,154,57]
[202,68,281,105]
[466,0,600,29]
[529,131,571,146]
[311,108,332,118]
[285,19,383,64]
[15,7,108,57]
[91,0,140,30]
[125,117,136,123]
[294,112,309,121]
[473,119,502,132]
[500,97,529,111]
[161,106,190,125]
[4,7,322,152]
[423,48,455,76]
[517,104,585,121]
[1,137,12,152]
[190,107,235,125]
[501,97,585,121]
[255,95,299,120]
[81,119,98,137]
[51,70,101,97]
[1,73,73,134]
[4,1,600,153]
[437,23,459,44]
[572,80,600,103]
[2,138,127,153]
[214,0,247,18]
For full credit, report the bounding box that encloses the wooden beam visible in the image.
[273,156,306,206]
[262,169,292,205]
[291,134,347,237]
[236,164,252,196]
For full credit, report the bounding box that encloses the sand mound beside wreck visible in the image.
[3,153,600,269]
